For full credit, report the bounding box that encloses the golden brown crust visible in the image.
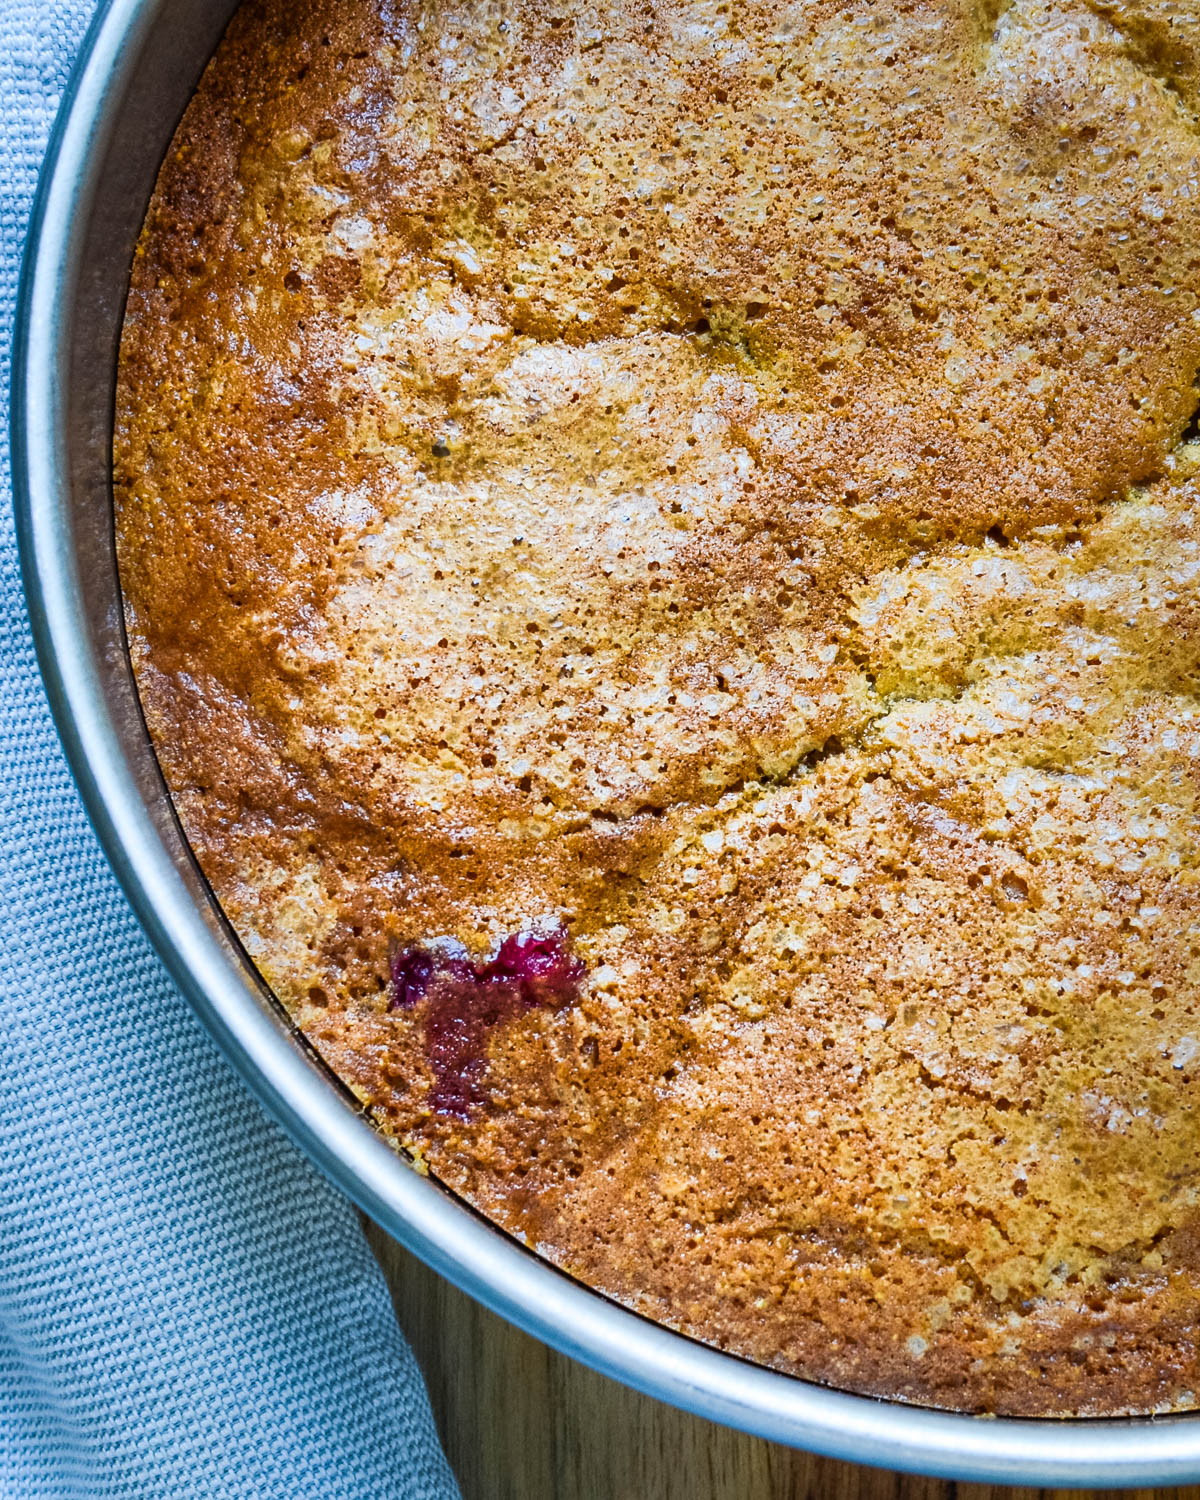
[116,0,1200,1414]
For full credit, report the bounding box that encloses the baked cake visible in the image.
[115,0,1200,1414]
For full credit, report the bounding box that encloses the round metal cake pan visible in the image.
[12,0,1200,1484]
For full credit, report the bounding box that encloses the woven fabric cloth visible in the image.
[0,6,460,1497]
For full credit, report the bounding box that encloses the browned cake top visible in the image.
[116,0,1200,1414]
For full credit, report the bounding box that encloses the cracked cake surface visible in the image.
[115,0,1200,1414]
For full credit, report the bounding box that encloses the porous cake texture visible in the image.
[116,0,1200,1414]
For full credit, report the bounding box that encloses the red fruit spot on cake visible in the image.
[481,931,585,999]
[389,945,437,1008]
[389,929,585,1117]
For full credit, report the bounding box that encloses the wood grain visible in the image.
[366,1220,1200,1500]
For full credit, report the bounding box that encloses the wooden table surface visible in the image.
[366,1222,1197,1500]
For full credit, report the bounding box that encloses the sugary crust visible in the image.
[115,0,1200,1414]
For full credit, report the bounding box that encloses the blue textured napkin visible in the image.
[0,6,461,1497]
